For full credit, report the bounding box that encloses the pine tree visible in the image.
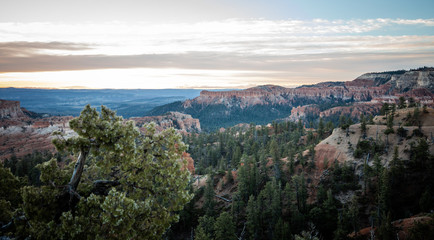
[270,139,282,182]
[214,212,236,240]
[225,169,234,185]
[203,175,216,217]
[398,96,406,109]
[246,195,259,240]
[273,218,290,240]
[232,146,242,169]
[318,117,325,139]
[195,215,215,240]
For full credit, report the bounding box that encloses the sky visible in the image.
[0,0,433,89]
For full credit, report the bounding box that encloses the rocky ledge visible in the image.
[131,111,201,133]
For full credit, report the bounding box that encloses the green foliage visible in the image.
[195,215,215,240]
[329,163,360,193]
[380,103,390,115]
[384,115,395,135]
[19,105,192,239]
[246,195,259,239]
[398,96,406,109]
[3,151,56,186]
[396,126,408,138]
[214,212,236,240]
[377,211,395,240]
[150,101,293,131]
[360,114,367,137]
[225,169,234,185]
[354,140,384,158]
[273,218,290,240]
[0,164,21,224]
[405,107,422,127]
[409,138,431,170]
[203,176,216,217]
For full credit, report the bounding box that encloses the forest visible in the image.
[1,102,434,239]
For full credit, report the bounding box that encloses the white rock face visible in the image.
[358,70,434,91]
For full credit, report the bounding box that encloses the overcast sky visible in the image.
[1,0,433,89]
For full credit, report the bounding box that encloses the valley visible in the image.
[1,67,434,239]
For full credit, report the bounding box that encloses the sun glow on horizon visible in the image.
[1,68,287,89]
[0,18,433,89]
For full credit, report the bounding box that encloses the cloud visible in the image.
[0,18,433,88]
[0,41,92,57]
[0,34,433,73]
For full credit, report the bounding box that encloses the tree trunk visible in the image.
[69,149,88,191]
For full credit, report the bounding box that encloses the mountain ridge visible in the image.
[149,68,434,130]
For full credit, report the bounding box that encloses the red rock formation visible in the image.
[0,116,74,160]
[0,101,200,161]
[320,102,383,119]
[182,69,434,110]
[288,102,382,122]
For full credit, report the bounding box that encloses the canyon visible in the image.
[150,68,434,130]
[0,100,201,161]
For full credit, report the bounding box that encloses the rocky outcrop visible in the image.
[310,107,434,204]
[287,102,383,122]
[356,68,434,91]
[131,112,201,133]
[0,100,26,119]
[288,105,321,122]
[320,102,383,119]
[0,116,75,160]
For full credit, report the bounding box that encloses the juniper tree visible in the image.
[19,105,192,239]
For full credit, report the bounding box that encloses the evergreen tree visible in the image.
[377,211,395,240]
[225,169,234,185]
[232,146,242,169]
[408,97,416,107]
[246,195,259,240]
[0,164,21,224]
[214,212,236,240]
[195,215,215,240]
[270,139,282,182]
[384,114,395,135]
[291,174,307,214]
[203,175,216,217]
[318,117,325,139]
[273,218,290,240]
[398,96,406,109]
[380,102,390,116]
[19,105,192,239]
